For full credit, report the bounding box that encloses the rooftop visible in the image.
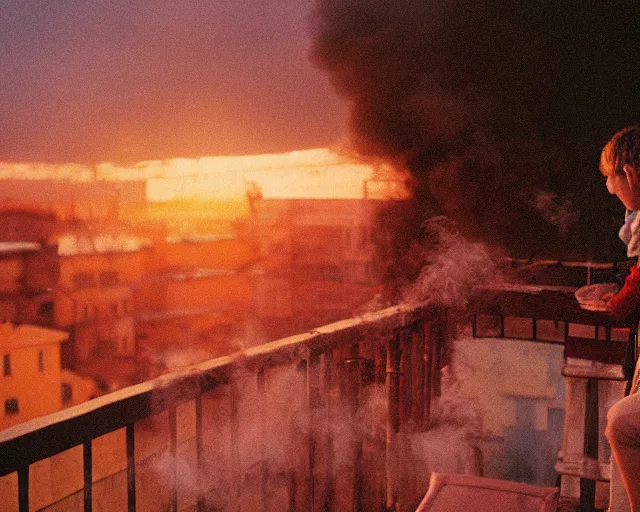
[57,233,152,256]
[164,234,235,244]
[0,323,68,349]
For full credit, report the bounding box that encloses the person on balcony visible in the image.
[600,125,640,512]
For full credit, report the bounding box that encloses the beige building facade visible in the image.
[0,323,97,431]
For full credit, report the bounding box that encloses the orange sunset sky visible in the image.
[0,1,347,166]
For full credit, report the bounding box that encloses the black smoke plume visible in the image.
[309,0,640,272]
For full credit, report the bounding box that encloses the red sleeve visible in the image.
[608,264,640,320]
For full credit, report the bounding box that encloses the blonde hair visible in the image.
[600,126,640,176]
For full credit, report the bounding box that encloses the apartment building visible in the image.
[251,198,382,339]
[52,234,152,390]
[135,235,258,366]
[0,242,58,327]
[0,323,97,431]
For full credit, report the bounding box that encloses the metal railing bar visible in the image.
[306,354,319,511]
[288,473,297,512]
[229,381,241,512]
[291,359,312,511]
[408,325,424,426]
[257,368,268,512]
[421,321,432,429]
[385,331,401,510]
[195,394,205,512]
[347,342,364,512]
[353,440,364,512]
[323,351,335,512]
[18,465,28,512]
[83,440,92,512]
[169,408,178,512]
[399,329,412,425]
[432,318,443,399]
[126,423,136,512]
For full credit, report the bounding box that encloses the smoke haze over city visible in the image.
[3,1,640,261]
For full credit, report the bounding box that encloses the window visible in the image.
[38,350,44,372]
[99,271,118,286]
[72,272,95,289]
[61,383,72,404]
[4,398,18,415]
[38,301,54,316]
[3,354,10,377]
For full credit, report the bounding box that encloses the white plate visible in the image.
[574,283,619,311]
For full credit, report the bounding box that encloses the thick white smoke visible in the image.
[402,216,505,310]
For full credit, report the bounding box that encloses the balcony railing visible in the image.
[468,281,636,512]
[0,302,449,512]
